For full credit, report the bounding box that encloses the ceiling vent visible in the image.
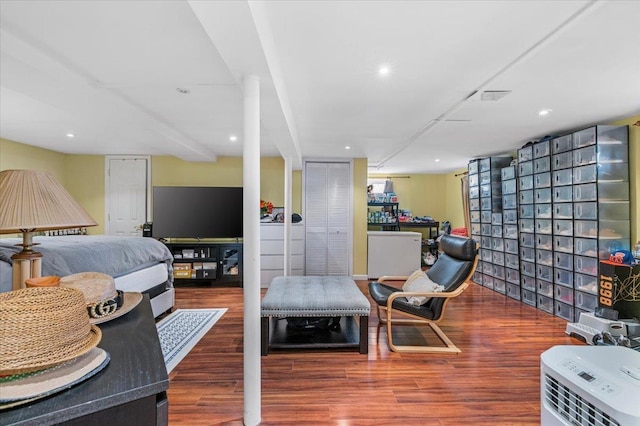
[480,90,511,101]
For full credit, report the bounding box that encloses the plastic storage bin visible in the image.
[534,157,551,173]
[555,301,574,321]
[536,219,552,235]
[573,127,596,148]
[553,186,573,203]
[501,166,516,180]
[537,295,554,313]
[519,204,534,218]
[520,190,534,204]
[534,140,550,158]
[574,273,598,294]
[521,247,535,262]
[521,275,536,291]
[535,203,552,219]
[505,253,520,269]
[518,146,533,162]
[522,289,536,306]
[504,224,518,239]
[574,256,598,276]
[507,283,521,300]
[553,203,572,219]
[519,175,533,191]
[554,236,573,253]
[506,267,520,284]
[535,188,552,204]
[519,161,533,176]
[536,265,553,281]
[555,285,574,304]
[536,234,553,250]
[554,252,573,271]
[573,164,597,184]
[494,279,506,294]
[536,249,553,266]
[554,268,573,288]
[573,146,596,166]
[520,232,535,248]
[574,221,598,238]
[534,172,551,188]
[503,195,517,210]
[537,280,553,298]
[503,209,518,224]
[575,291,597,312]
[502,179,516,194]
[492,265,505,280]
[504,239,519,254]
[492,251,505,266]
[553,152,573,170]
[574,238,598,257]
[574,183,597,202]
[519,219,534,234]
[554,220,573,236]
[521,261,535,278]
[553,168,573,186]
[492,238,504,252]
[552,134,573,153]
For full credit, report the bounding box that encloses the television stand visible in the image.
[164,241,243,287]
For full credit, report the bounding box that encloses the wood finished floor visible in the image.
[167,280,581,425]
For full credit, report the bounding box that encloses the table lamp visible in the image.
[0,169,97,290]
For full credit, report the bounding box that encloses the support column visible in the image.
[242,74,261,426]
[283,156,293,275]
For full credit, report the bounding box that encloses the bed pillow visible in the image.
[402,274,445,306]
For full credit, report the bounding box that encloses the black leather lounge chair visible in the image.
[368,234,479,354]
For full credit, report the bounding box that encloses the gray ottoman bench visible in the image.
[261,276,371,355]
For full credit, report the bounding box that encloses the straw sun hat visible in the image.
[60,272,142,325]
[0,287,102,376]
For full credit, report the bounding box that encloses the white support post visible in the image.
[242,74,261,426]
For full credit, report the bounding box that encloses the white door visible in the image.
[304,161,352,275]
[105,156,150,236]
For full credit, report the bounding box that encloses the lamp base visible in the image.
[11,250,42,291]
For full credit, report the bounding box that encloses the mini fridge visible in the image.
[367,231,422,279]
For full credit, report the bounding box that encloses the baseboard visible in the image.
[353,274,368,281]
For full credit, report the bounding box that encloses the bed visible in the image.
[0,235,174,318]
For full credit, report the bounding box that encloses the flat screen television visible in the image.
[152,186,243,239]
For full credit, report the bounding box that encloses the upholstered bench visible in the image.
[261,276,370,355]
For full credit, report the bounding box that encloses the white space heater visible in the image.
[541,346,640,425]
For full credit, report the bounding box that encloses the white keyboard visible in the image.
[566,322,600,345]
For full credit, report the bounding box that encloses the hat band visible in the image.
[87,290,124,319]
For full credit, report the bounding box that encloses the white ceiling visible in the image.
[1,0,639,174]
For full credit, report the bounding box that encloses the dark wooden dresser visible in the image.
[0,295,169,426]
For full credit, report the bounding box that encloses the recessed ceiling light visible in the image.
[538,109,552,116]
[229,135,237,142]
[345,146,351,150]
[378,65,391,77]
[176,88,190,94]
[66,133,75,138]
[434,158,441,162]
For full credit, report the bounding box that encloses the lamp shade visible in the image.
[0,169,97,234]
[383,179,394,194]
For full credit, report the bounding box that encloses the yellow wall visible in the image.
[0,138,67,184]
[151,155,302,213]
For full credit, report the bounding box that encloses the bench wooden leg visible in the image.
[359,316,368,354]
[261,317,269,356]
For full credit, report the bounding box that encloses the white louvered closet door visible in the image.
[304,161,351,276]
